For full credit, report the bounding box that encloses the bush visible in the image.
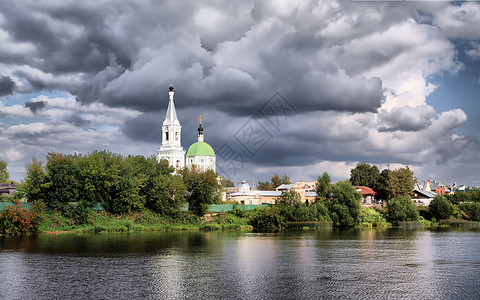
[250,206,286,230]
[386,195,419,226]
[0,200,45,235]
[359,207,388,227]
[459,202,480,221]
[429,195,453,220]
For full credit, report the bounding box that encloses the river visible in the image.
[1,228,480,299]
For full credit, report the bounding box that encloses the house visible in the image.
[412,189,437,206]
[275,181,317,203]
[0,183,16,197]
[228,181,281,205]
[355,186,382,206]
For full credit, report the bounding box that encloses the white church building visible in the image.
[156,84,216,172]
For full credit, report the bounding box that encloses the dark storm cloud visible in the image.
[122,113,163,143]
[0,76,15,96]
[24,101,46,113]
[65,115,91,128]
[0,0,386,115]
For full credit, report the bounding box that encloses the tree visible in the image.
[147,174,186,215]
[324,180,362,227]
[429,195,453,220]
[0,160,9,183]
[349,163,379,187]
[376,167,415,200]
[316,172,331,202]
[386,195,419,225]
[277,189,302,207]
[44,153,79,207]
[257,173,292,191]
[22,157,48,201]
[180,167,220,216]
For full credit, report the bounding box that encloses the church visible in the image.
[156,84,216,172]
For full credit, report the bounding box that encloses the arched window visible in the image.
[175,132,179,141]
[165,131,169,141]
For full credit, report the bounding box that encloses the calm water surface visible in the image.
[1,228,480,300]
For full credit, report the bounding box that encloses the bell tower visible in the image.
[156,83,185,170]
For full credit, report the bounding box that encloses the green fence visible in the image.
[0,202,33,210]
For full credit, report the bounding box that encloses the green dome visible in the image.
[186,141,216,156]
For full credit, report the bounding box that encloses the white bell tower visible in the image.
[156,83,185,170]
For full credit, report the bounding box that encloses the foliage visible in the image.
[0,200,45,235]
[376,167,415,200]
[350,163,379,187]
[429,195,454,220]
[219,178,235,188]
[316,172,331,202]
[250,206,286,230]
[459,202,480,221]
[277,189,302,207]
[0,160,9,183]
[180,167,220,216]
[22,157,48,201]
[446,189,480,204]
[257,173,291,191]
[386,195,419,225]
[324,180,362,227]
[359,207,388,227]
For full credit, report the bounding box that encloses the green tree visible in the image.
[22,157,48,201]
[44,153,79,207]
[147,174,186,215]
[0,160,9,183]
[349,163,379,187]
[459,202,480,221]
[376,167,415,200]
[316,172,331,202]
[257,181,273,191]
[429,195,453,220]
[386,195,419,225]
[277,189,302,207]
[324,180,361,227]
[180,167,220,216]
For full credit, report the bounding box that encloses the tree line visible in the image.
[20,151,220,218]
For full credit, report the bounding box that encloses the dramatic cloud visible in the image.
[0,76,15,96]
[0,0,480,186]
[24,101,46,113]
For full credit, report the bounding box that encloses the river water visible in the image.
[1,228,480,300]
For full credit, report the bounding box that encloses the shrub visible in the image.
[386,195,419,226]
[429,195,454,220]
[250,206,286,230]
[0,200,45,235]
[459,202,480,221]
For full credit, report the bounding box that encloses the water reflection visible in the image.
[1,229,480,299]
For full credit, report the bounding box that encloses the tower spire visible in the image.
[197,114,204,142]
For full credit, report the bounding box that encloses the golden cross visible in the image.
[199,114,203,124]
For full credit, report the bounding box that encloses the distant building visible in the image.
[228,181,280,205]
[0,183,16,197]
[412,189,437,206]
[276,181,317,203]
[355,186,383,206]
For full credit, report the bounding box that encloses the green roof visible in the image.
[186,141,216,156]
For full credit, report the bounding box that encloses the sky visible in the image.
[1,0,480,186]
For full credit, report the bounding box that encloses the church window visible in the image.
[201,159,204,163]
[175,132,179,141]
[165,131,169,141]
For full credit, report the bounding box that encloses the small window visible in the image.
[165,131,169,141]
[175,132,179,141]
[201,159,204,163]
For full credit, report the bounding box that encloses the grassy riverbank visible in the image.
[38,210,253,233]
